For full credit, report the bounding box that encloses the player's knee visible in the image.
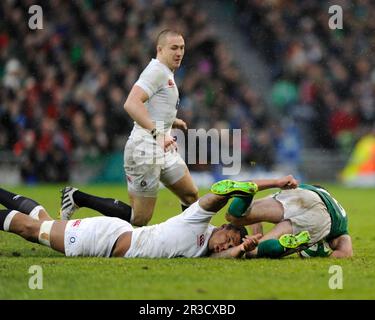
[182,188,199,205]
[343,247,353,258]
[37,209,52,221]
[132,214,152,227]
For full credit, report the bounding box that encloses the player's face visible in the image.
[159,35,185,71]
[208,228,241,253]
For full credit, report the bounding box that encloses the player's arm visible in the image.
[172,118,187,130]
[209,245,245,258]
[124,85,176,151]
[328,234,353,258]
[251,175,298,192]
[209,234,261,259]
[124,85,154,131]
[250,223,263,236]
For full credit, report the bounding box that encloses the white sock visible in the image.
[29,205,45,221]
[4,210,19,231]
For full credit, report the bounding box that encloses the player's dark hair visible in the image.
[224,224,248,242]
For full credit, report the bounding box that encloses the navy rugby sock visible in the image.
[73,191,132,222]
[0,188,40,214]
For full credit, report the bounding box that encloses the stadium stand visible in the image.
[0,0,275,183]
[1,0,374,184]
[234,0,375,152]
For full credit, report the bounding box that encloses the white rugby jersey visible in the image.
[131,58,179,138]
[124,202,216,258]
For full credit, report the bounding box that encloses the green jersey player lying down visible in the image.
[210,178,353,259]
[0,176,299,258]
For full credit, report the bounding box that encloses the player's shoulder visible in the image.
[143,59,168,74]
[140,59,169,82]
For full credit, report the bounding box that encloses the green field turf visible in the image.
[1,184,375,299]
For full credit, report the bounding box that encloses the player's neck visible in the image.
[156,56,175,73]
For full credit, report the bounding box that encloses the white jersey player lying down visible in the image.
[0,176,298,258]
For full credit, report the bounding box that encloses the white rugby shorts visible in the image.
[64,217,133,257]
[273,188,331,244]
[124,137,187,197]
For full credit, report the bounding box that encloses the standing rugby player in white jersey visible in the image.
[123,29,198,226]
[60,29,198,226]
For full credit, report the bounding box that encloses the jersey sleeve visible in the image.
[181,202,215,224]
[135,65,165,98]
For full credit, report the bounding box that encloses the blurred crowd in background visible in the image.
[236,0,375,153]
[0,0,374,183]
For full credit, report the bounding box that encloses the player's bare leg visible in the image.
[226,197,284,226]
[128,193,157,226]
[32,208,53,221]
[259,220,293,241]
[1,210,67,254]
[198,193,230,212]
[249,222,264,236]
[245,220,294,258]
[165,169,199,211]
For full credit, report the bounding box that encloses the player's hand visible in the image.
[172,118,187,130]
[277,175,298,190]
[156,133,177,152]
[240,234,262,252]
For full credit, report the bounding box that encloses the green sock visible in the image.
[257,239,287,258]
[228,196,253,218]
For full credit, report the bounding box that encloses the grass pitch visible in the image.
[1,184,375,299]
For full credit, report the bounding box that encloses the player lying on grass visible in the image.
[209,179,353,259]
[0,176,297,259]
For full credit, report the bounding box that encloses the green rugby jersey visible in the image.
[299,184,349,240]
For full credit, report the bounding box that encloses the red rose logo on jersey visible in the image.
[168,79,175,87]
[197,234,205,247]
[72,220,81,227]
